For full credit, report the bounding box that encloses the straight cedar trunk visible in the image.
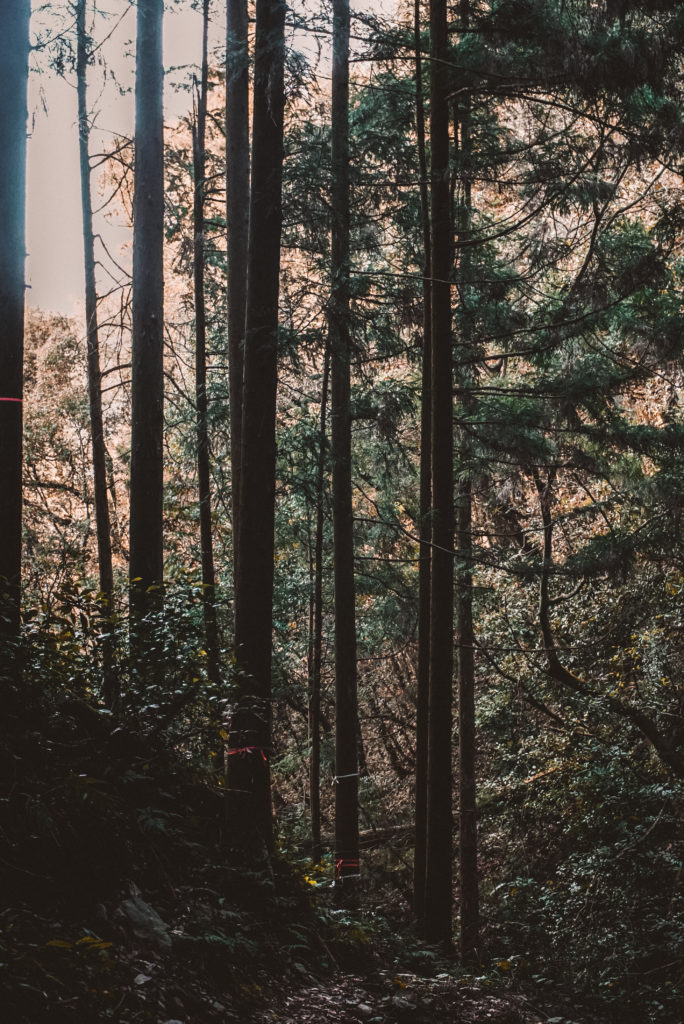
[331,0,360,894]
[310,346,330,865]
[225,0,250,578]
[457,471,478,955]
[229,0,286,845]
[129,0,164,644]
[424,0,454,947]
[76,0,116,707]
[0,0,30,647]
[413,0,432,927]
[456,83,479,960]
[192,0,220,686]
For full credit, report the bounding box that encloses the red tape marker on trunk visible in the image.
[226,746,268,763]
[336,858,360,876]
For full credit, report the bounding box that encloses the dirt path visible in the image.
[254,970,540,1024]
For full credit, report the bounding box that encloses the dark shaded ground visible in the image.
[254,971,540,1024]
[0,695,585,1024]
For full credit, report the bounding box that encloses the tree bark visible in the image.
[457,463,478,957]
[331,0,360,896]
[229,0,286,846]
[129,0,164,646]
[455,78,479,961]
[413,0,432,928]
[76,0,116,707]
[424,0,454,947]
[226,0,250,584]
[309,346,330,865]
[193,0,220,687]
[0,0,30,649]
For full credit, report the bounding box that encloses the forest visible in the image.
[1,0,683,1021]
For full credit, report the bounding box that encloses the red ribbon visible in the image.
[226,746,268,763]
[0,397,22,403]
[336,858,360,876]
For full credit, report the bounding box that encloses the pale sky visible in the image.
[26,0,394,317]
[27,0,217,314]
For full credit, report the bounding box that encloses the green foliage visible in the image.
[487,757,683,1020]
[475,547,684,1022]
[0,648,348,1022]
[14,3,684,1021]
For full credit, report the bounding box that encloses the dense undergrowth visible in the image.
[0,667,341,1023]
[0,660,526,1024]
[478,743,683,1021]
[2,591,683,1023]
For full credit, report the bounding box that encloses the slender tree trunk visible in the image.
[193,0,220,686]
[76,0,116,707]
[307,515,316,823]
[129,0,164,646]
[413,0,432,927]
[0,0,30,651]
[229,0,286,846]
[310,346,330,865]
[424,0,454,947]
[331,0,360,895]
[226,0,249,583]
[457,464,478,955]
[456,80,479,961]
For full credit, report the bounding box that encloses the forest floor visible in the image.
[253,969,542,1024]
[0,693,598,1024]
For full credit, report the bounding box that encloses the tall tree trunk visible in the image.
[457,474,478,954]
[0,0,30,651]
[129,0,164,647]
[193,0,220,686]
[331,0,360,895]
[76,0,116,707]
[225,0,249,583]
[413,0,432,927]
[456,79,479,961]
[229,0,286,846]
[310,346,330,865]
[424,0,454,947]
